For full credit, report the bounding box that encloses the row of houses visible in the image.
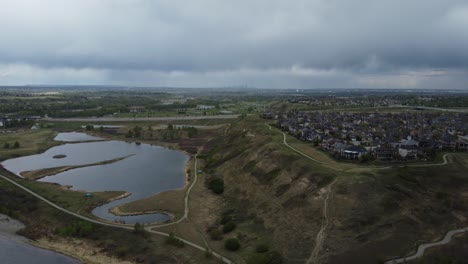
[0,116,42,128]
[264,111,468,161]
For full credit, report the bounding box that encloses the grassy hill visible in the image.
[199,116,468,263]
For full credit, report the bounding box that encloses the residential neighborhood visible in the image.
[264,111,468,161]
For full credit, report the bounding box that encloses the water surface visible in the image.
[0,238,79,264]
[2,136,189,224]
[54,132,103,142]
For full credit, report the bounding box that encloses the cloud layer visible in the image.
[1,0,467,88]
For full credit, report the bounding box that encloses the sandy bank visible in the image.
[31,237,135,264]
[0,213,25,239]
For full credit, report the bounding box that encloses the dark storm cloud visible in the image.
[0,0,467,88]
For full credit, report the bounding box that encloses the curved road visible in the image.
[0,157,233,264]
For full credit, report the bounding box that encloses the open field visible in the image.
[0,129,59,161]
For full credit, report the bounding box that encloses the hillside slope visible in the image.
[200,116,468,264]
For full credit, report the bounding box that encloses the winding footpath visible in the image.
[307,180,336,264]
[384,227,468,263]
[0,156,233,264]
[265,123,456,263]
[149,157,199,228]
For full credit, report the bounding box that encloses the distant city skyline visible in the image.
[1,0,468,89]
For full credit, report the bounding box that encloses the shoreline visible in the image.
[108,155,193,218]
[30,237,134,264]
[19,154,135,180]
[0,213,25,239]
[109,206,175,220]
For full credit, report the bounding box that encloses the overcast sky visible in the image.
[1,0,468,89]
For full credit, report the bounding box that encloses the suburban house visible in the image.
[342,146,367,160]
[398,139,419,159]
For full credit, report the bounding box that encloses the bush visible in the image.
[165,232,185,248]
[208,178,224,194]
[222,221,237,234]
[209,228,223,240]
[220,214,233,225]
[133,222,148,237]
[57,221,94,237]
[256,244,269,253]
[248,251,284,264]
[3,142,10,149]
[13,141,20,148]
[224,238,240,251]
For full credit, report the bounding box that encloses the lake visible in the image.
[0,238,79,264]
[0,214,79,264]
[2,133,189,224]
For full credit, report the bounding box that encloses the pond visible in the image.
[54,132,103,142]
[2,133,189,224]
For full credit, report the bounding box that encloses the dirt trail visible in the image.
[306,180,336,264]
[0,156,233,264]
[265,123,454,263]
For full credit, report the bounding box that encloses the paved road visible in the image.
[0,164,233,264]
[46,115,239,122]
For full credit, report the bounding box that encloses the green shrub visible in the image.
[220,214,233,225]
[224,238,240,251]
[57,221,94,237]
[209,228,223,240]
[256,244,269,253]
[208,178,224,194]
[222,221,236,233]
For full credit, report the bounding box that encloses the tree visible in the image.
[85,125,94,131]
[208,178,224,194]
[167,123,173,130]
[166,232,185,247]
[13,141,20,148]
[224,238,240,251]
[3,142,10,149]
[126,130,134,138]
